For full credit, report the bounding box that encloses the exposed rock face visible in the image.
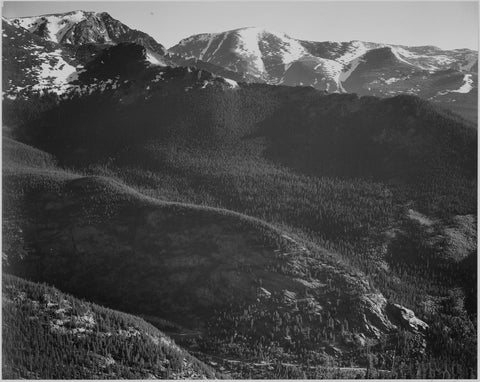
[360,293,397,338]
[387,303,429,332]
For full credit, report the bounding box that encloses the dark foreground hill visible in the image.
[2,274,216,379]
[3,136,427,378]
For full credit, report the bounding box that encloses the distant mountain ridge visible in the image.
[170,27,478,121]
[171,27,477,87]
[3,12,478,121]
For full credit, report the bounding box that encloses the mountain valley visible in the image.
[2,8,478,379]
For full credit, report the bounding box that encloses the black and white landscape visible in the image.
[2,2,477,379]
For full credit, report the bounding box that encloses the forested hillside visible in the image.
[2,274,216,379]
[2,41,477,379]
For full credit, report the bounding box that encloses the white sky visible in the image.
[2,1,479,50]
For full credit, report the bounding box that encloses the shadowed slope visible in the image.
[2,138,426,375]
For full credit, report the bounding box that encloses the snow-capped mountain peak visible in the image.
[12,10,95,44]
[170,27,477,97]
[171,26,311,81]
[2,11,171,99]
[9,10,167,57]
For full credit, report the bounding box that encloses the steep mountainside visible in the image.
[11,10,167,58]
[3,274,216,379]
[2,17,78,97]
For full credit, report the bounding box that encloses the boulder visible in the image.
[387,303,428,332]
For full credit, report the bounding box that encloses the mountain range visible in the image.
[3,10,478,121]
[2,8,478,380]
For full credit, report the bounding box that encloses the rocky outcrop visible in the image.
[360,293,397,338]
[387,303,429,332]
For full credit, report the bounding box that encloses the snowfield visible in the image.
[233,28,266,75]
[452,74,474,94]
[33,49,77,89]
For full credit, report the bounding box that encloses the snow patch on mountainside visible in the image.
[13,11,91,44]
[209,32,229,59]
[233,28,265,74]
[223,78,239,89]
[34,49,77,88]
[146,52,165,66]
[199,34,216,60]
[389,46,462,71]
[176,33,210,47]
[390,47,419,68]
[434,73,475,98]
[281,56,344,92]
[2,16,12,24]
[383,77,403,85]
[339,56,363,82]
[313,58,343,77]
[451,74,474,93]
[261,29,308,65]
[336,41,370,65]
[314,58,346,92]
